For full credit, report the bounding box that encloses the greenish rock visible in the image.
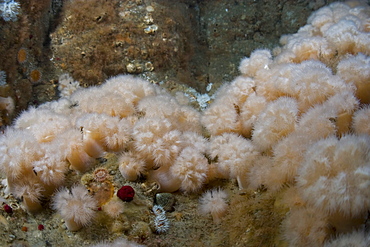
[155,193,175,212]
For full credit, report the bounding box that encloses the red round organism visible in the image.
[3,204,12,214]
[117,185,135,202]
[38,224,44,231]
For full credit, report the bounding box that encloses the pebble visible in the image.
[146,6,154,12]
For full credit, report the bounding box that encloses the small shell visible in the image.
[144,14,154,24]
[144,61,154,72]
[144,25,158,34]
[146,6,154,12]
[126,63,136,73]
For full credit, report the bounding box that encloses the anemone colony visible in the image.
[0,1,370,246]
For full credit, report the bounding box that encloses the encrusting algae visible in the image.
[0,1,370,247]
[82,167,115,207]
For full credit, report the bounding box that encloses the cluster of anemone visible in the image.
[0,74,211,222]
[201,1,370,246]
[0,1,369,246]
